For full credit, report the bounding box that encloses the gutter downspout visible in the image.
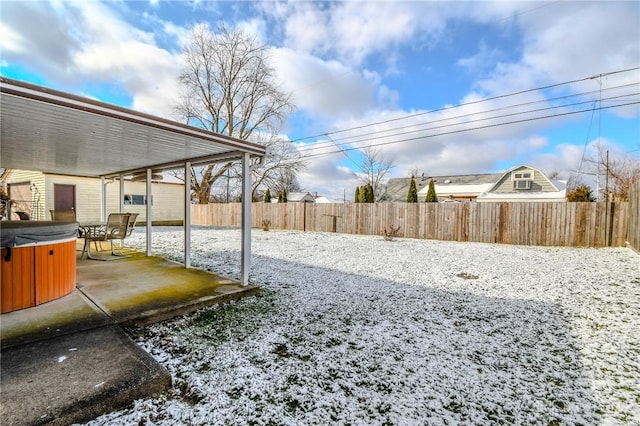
[119,173,125,213]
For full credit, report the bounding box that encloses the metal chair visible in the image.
[50,209,76,222]
[117,212,139,251]
[50,209,85,245]
[125,213,139,238]
[81,213,131,259]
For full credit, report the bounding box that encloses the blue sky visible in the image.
[1,1,639,200]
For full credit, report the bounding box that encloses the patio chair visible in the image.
[81,213,130,259]
[116,212,139,251]
[50,209,86,245]
[50,209,76,222]
[125,213,139,238]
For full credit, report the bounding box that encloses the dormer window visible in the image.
[513,170,534,190]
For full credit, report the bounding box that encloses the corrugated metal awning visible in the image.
[0,77,266,177]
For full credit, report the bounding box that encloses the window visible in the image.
[512,169,533,190]
[514,180,532,190]
[124,194,152,205]
[513,171,533,180]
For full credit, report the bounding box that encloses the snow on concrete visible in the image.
[85,227,640,425]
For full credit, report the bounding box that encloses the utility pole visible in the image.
[605,150,609,202]
[604,150,610,246]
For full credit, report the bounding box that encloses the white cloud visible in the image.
[328,2,417,65]
[0,1,82,76]
[457,42,506,76]
[530,143,587,180]
[162,21,191,49]
[474,2,640,98]
[271,47,393,120]
[260,1,450,66]
[299,160,359,202]
[2,1,183,117]
[281,3,332,56]
[528,136,548,150]
[74,39,182,116]
[520,2,639,82]
[236,17,268,44]
[0,22,26,53]
[295,141,359,201]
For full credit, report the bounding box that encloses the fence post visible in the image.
[607,202,615,247]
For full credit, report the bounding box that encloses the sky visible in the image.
[1,0,639,201]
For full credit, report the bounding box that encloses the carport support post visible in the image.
[241,153,251,285]
[146,168,152,256]
[184,162,191,268]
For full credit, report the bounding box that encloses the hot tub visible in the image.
[1,221,79,314]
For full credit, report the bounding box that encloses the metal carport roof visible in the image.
[1,77,262,285]
[0,77,266,177]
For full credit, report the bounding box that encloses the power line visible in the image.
[324,133,360,168]
[297,101,639,160]
[296,90,639,155]
[290,67,640,144]
[295,84,639,154]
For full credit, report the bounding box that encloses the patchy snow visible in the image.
[85,227,639,425]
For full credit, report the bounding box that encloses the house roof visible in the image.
[314,196,333,203]
[385,165,567,202]
[386,172,502,201]
[418,183,494,197]
[485,164,561,193]
[287,191,315,202]
[0,77,266,178]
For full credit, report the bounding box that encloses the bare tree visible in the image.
[175,23,298,203]
[243,133,306,200]
[583,142,640,201]
[356,146,395,201]
[408,167,424,179]
[220,141,305,201]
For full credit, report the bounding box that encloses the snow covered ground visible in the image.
[85,227,639,425]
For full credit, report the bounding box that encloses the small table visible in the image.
[78,222,105,259]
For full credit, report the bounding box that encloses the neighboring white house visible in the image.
[284,191,316,203]
[386,165,566,202]
[2,169,185,223]
[475,165,567,202]
[267,192,332,203]
[314,195,333,203]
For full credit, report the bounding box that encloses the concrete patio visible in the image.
[0,248,259,425]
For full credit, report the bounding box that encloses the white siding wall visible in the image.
[45,174,102,222]
[105,180,185,223]
[5,170,46,220]
[5,171,184,223]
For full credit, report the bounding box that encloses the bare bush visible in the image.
[383,225,401,241]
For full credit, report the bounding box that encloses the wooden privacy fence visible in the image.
[192,201,631,248]
[629,181,640,252]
